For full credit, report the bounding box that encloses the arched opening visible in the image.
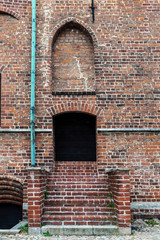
[0,177,23,229]
[54,112,96,161]
[0,203,22,229]
[0,7,20,19]
[52,21,95,92]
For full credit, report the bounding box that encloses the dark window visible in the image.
[54,112,96,161]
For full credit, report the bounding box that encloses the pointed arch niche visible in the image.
[52,21,95,92]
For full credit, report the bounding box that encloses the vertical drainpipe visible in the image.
[31,0,36,167]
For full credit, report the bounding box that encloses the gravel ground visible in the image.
[0,226,160,240]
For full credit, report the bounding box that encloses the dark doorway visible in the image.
[54,112,96,161]
[0,203,22,229]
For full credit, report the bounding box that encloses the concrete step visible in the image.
[42,225,118,236]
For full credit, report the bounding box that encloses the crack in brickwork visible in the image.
[52,22,95,91]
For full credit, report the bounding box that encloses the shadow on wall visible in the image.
[0,177,23,229]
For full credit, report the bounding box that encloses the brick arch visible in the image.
[47,102,104,119]
[0,175,24,184]
[51,17,98,48]
[0,176,23,205]
[0,5,21,20]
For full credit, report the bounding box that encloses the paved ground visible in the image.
[0,226,160,240]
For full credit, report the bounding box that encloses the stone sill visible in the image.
[27,167,50,173]
[0,230,20,234]
[131,202,160,209]
[105,167,131,173]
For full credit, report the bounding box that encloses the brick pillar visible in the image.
[107,168,131,235]
[27,167,48,235]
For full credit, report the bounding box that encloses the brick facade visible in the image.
[0,0,160,233]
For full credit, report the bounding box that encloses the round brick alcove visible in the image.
[0,176,23,229]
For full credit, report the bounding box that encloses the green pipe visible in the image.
[31,0,36,167]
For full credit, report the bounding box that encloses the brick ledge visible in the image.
[131,202,160,209]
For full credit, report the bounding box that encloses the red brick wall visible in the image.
[0,0,160,220]
[108,169,131,228]
[27,169,48,227]
[0,1,31,128]
[97,132,160,202]
[0,133,30,176]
